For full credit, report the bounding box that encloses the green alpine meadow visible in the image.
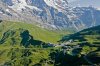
[0,0,100,66]
[0,20,99,66]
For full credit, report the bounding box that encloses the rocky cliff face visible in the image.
[0,0,100,31]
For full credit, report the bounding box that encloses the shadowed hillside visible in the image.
[60,25,100,44]
[0,28,45,47]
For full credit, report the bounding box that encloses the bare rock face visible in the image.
[0,0,100,31]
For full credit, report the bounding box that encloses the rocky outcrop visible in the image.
[0,0,100,31]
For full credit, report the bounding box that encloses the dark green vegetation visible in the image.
[0,21,100,66]
[60,25,100,45]
[59,25,100,66]
[0,21,70,66]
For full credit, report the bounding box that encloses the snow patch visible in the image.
[9,0,42,11]
[0,11,3,14]
[97,8,100,10]
[44,0,68,11]
[6,9,10,12]
[44,0,58,9]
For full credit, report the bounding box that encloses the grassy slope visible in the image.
[60,25,100,44]
[59,25,100,65]
[0,21,100,66]
[60,25,100,56]
[0,21,70,44]
[0,46,52,66]
[0,20,64,66]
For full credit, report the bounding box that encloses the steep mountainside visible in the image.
[0,0,100,30]
[0,1,100,66]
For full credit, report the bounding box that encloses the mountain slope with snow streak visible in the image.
[0,0,100,31]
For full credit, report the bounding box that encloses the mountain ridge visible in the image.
[0,0,100,31]
[60,25,100,44]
